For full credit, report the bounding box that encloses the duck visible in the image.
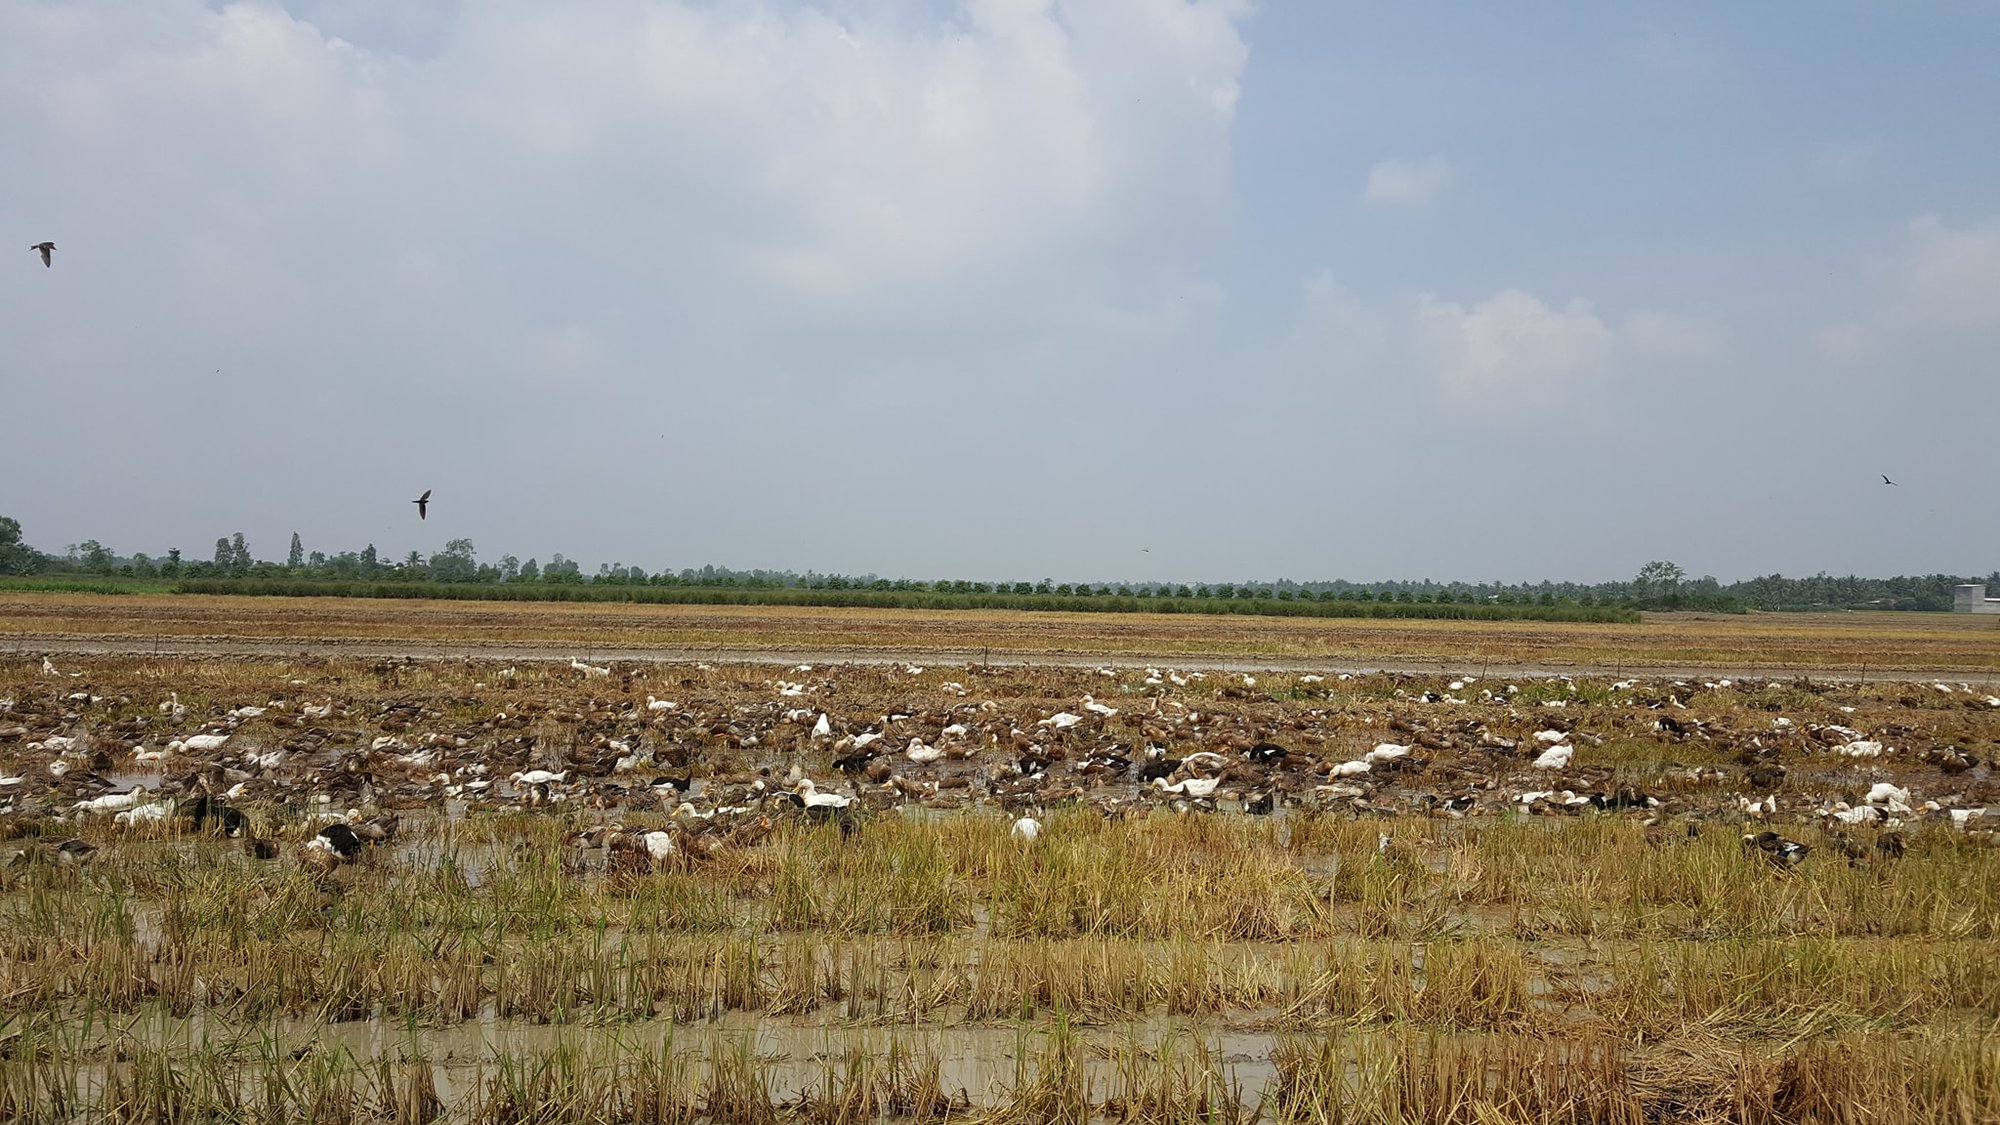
[605,828,678,870]
[1531,743,1573,770]
[1153,775,1220,798]
[1743,831,1809,868]
[1433,794,1478,818]
[1246,742,1289,764]
[76,788,150,814]
[789,778,856,834]
[304,823,365,870]
[1823,802,1881,826]
[177,795,248,837]
[1864,782,1912,813]
[791,778,852,810]
[114,801,177,827]
[352,814,399,845]
[832,748,880,774]
[1010,814,1042,842]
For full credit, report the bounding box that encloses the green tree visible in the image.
[520,557,540,581]
[287,533,304,569]
[161,547,182,578]
[229,533,252,574]
[1635,560,1686,604]
[0,516,40,574]
[431,539,478,583]
[213,537,232,569]
[68,540,114,574]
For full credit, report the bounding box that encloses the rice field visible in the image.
[2,600,1998,1122]
[6,591,2000,674]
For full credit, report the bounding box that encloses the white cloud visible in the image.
[3,0,1251,338]
[1897,215,2000,332]
[1620,309,1730,362]
[1362,155,1453,208]
[1815,214,2000,361]
[1279,276,1725,408]
[1413,289,1615,393]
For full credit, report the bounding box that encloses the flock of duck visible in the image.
[2,656,1996,874]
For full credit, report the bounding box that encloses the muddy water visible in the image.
[65,1009,1283,1112]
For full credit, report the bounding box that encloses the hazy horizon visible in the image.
[16,519,2000,593]
[5,3,1996,587]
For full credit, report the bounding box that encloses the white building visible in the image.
[1954,585,2000,614]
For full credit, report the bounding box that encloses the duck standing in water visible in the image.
[790,778,856,836]
[302,823,365,872]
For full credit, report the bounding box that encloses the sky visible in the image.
[3,1,1997,586]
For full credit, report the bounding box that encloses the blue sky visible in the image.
[2,2,1995,586]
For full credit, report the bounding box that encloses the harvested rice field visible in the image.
[2,598,1998,1122]
[6,591,2000,676]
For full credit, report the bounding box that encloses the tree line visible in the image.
[1,516,1992,613]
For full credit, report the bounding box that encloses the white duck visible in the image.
[1153,775,1221,797]
[791,778,852,809]
[77,788,150,813]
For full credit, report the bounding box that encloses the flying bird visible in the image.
[1881,474,1897,486]
[31,242,54,267]
[412,489,431,519]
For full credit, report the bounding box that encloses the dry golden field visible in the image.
[3,591,1999,676]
